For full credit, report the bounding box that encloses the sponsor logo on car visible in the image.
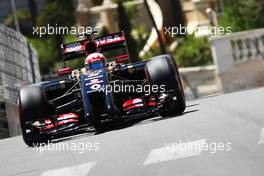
[95,35,125,45]
[90,83,102,90]
[87,70,102,78]
[65,42,84,53]
[86,79,104,86]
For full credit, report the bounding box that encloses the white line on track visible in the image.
[40,161,96,176]
[144,139,206,165]
[258,128,264,144]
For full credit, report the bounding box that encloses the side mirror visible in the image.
[57,67,72,76]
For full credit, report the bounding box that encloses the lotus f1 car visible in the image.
[19,31,186,146]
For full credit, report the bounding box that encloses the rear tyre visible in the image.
[145,54,186,116]
[19,86,50,146]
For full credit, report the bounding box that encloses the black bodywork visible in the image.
[18,32,186,146]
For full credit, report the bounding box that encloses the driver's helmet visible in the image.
[85,52,106,70]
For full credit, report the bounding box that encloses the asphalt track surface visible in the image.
[1,88,264,176]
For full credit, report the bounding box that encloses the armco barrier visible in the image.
[0,25,40,138]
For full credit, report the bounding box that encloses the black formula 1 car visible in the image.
[18,31,186,146]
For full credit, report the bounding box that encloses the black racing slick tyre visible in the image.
[19,86,50,146]
[145,54,186,116]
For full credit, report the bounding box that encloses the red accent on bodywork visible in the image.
[115,54,129,59]
[57,119,78,126]
[39,119,55,131]
[123,98,144,111]
[57,113,78,121]
[115,54,130,64]
[39,113,79,131]
[57,67,72,76]
[148,96,157,107]
[57,113,79,126]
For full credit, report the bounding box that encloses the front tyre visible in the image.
[145,54,186,116]
[19,86,50,146]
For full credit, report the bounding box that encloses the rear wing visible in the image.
[61,40,86,60]
[61,31,131,63]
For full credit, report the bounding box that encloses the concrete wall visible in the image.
[0,103,9,139]
[179,65,220,100]
[0,25,41,103]
[5,102,21,137]
[0,25,40,138]
[210,28,264,93]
